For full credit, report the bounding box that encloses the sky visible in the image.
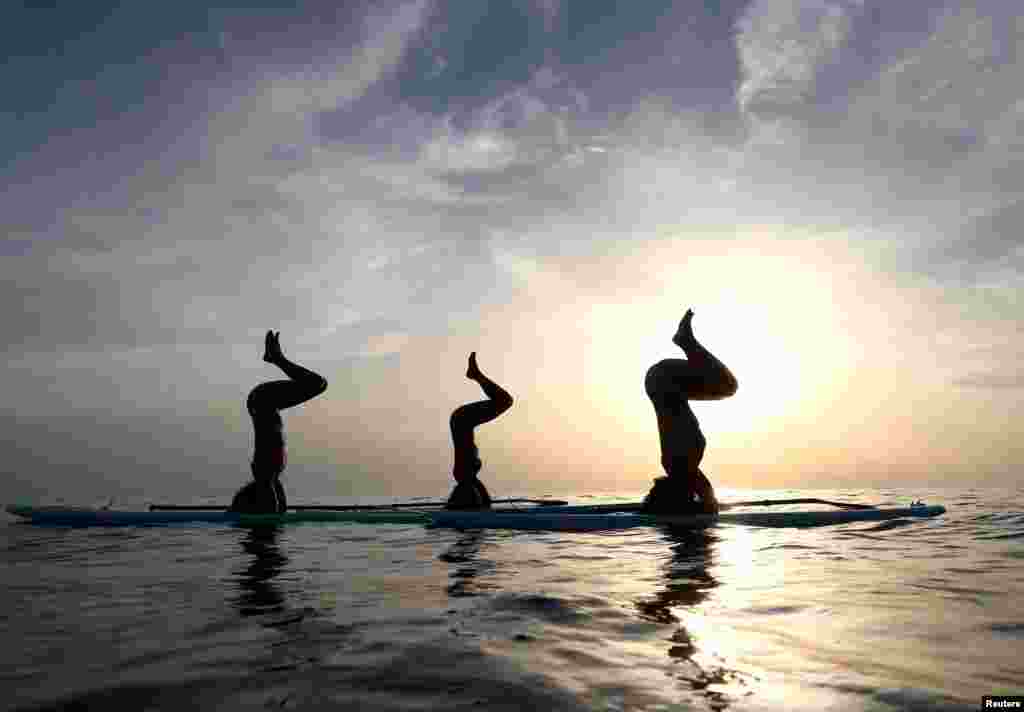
[2,0,1021,504]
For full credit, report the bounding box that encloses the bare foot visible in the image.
[263,330,284,364]
[672,309,696,349]
[466,351,482,381]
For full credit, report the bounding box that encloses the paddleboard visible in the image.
[3,506,431,526]
[429,504,946,531]
[5,503,944,530]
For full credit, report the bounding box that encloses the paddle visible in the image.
[720,498,877,510]
[149,497,873,513]
[503,498,877,514]
[149,498,569,511]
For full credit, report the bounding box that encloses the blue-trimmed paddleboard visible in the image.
[3,506,432,526]
[428,504,945,531]
[5,503,945,530]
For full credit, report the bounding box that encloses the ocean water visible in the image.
[1,487,1021,711]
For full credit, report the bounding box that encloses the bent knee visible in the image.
[711,374,738,399]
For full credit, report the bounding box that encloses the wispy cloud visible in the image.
[736,0,859,118]
[955,372,1024,390]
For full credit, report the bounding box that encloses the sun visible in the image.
[504,232,862,487]
[688,301,805,427]
[575,240,855,450]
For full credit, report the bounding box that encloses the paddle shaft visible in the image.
[150,497,873,513]
[501,498,877,514]
[720,498,876,510]
[149,498,569,511]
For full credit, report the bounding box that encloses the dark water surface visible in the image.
[2,488,1021,711]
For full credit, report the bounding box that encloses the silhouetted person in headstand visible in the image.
[446,352,514,509]
[643,309,737,514]
[230,331,328,514]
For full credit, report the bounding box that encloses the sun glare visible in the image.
[579,237,857,452]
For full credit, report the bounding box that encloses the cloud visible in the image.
[2,1,435,354]
[6,0,1019,369]
[936,201,1024,273]
[948,326,1024,391]
[424,127,521,175]
[955,372,1024,390]
[203,0,432,164]
[726,1,1024,266]
[840,4,1024,288]
[535,0,560,33]
[736,0,859,118]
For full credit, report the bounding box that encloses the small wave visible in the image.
[870,687,974,711]
[861,518,922,532]
[908,581,1002,598]
[942,567,988,575]
[740,604,808,616]
[551,553,615,562]
[987,622,1024,638]
[485,592,595,624]
[822,682,973,711]
[970,512,1024,529]
[15,641,590,712]
[983,532,1024,542]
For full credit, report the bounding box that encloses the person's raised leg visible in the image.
[671,309,737,401]
[247,331,328,412]
[450,352,514,442]
[466,352,514,417]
